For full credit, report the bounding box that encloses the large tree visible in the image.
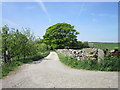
[43,23,80,49]
[1,25,9,63]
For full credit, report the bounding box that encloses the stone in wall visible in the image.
[109,49,120,57]
[57,48,99,61]
[57,48,120,62]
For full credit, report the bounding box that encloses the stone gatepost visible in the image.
[98,49,104,62]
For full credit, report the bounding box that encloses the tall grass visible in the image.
[56,51,120,71]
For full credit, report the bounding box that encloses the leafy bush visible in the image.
[57,51,120,71]
[83,42,89,48]
[51,44,57,50]
[36,43,49,52]
[76,41,84,49]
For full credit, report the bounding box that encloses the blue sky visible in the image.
[2,2,118,42]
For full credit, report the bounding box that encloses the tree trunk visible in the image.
[3,51,7,63]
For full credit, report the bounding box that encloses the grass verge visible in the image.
[56,51,120,71]
[0,51,50,79]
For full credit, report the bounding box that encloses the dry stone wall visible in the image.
[57,48,120,61]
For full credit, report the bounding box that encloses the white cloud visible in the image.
[26,6,36,9]
[79,3,86,16]
[90,13,95,16]
[34,0,51,23]
[98,13,108,16]
[92,18,97,22]
[91,13,117,18]
[98,13,117,18]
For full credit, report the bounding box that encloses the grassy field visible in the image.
[91,42,119,49]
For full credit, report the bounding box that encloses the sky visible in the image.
[2,2,118,42]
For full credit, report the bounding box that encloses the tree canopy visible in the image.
[43,23,80,49]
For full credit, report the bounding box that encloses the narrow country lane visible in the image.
[0,51,118,88]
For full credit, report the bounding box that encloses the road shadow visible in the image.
[28,57,50,64]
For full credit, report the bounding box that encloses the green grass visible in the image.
[0,51,50,79]
[0,60,23,78]
[56,51,120,71]
[91,42,119,49]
